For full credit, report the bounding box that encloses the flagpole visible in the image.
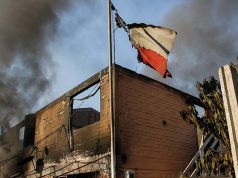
[108,0,116,178]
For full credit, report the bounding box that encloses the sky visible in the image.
[46,0,181,100]
[0,0,237,126]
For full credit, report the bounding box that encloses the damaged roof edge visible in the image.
[35,64,201,115]
[35,67,109,115]
[115,64,202,107]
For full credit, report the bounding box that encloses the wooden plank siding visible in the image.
[115,67,198,178]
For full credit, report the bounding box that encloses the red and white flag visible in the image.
[128,23,177,78]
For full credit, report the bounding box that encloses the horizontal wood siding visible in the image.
[116,71,198,178]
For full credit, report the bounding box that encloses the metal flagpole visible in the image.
[108,0,116,178]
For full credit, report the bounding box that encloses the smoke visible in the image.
[143,0,238,94]
[0,0,72,128]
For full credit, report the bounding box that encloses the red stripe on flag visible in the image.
[137,47,171,78]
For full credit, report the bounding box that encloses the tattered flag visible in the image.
[128,23,177,78]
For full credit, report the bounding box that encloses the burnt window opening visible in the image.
[71,82,101,130]
[19,127,25,141]
[0,126,3,146]
[0,126,4,136]
[23,114,36,148]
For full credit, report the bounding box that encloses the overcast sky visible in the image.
[0,0,237,126]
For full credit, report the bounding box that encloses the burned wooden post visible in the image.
[219,64,238,177]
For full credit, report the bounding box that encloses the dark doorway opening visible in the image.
[67,171,99,178]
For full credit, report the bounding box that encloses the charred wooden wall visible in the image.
[1,65,199,178]
[22,68,111,177]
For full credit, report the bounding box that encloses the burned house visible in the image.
[0,65,199,178]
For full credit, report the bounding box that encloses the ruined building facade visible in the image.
[0,65,199,178]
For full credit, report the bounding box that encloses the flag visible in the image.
[127,23,177,78]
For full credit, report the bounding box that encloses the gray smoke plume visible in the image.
[143,0,238,94]
[0,0,72,128]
